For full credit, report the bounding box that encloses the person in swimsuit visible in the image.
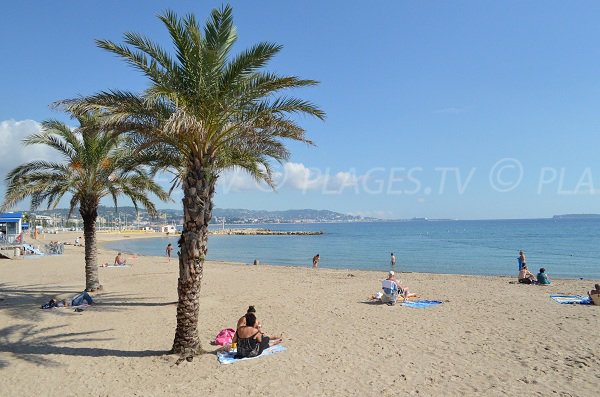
[232,312,282,358]
[387,271,410,300]
[390,252,396,267]
[166,243,174,262]
[518,265,537,284]
[518,250,526,270]
[588,283,600,305]
[312,254,320,268]
[114,252,127,266]
[237,305,259,329]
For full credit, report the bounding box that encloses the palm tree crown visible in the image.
[2,112,169,290]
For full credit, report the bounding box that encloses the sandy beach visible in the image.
[1,232,598,396]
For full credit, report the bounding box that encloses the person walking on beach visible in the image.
[166,243,174,262]
[518,250,526,270]
[312,254,320,268]
[390,252,396,267]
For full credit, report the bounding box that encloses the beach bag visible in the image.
[214,328,235,346]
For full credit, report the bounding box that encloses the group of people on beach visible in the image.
[231,305,283,359]
[517,250,551,285]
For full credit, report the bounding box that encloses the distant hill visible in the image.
[27,206,376,224]
[553,214,600,219]
[211,208,374,223]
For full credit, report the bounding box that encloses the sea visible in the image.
[105,219,600,279]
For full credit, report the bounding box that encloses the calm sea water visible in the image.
[105,219,600,279]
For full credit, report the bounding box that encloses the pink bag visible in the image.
[214,328,235,346]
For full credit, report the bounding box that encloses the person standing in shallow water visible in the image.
[518,250,526,270]
[390,252,396,267]
[312,254,320,268]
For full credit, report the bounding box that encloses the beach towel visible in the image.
[550,295,592,305]
[102,264,131,268]
[217,344,286,365]
[401,300,443,308]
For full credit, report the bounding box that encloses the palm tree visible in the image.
[1,112,170,291]
[60,5,324,359]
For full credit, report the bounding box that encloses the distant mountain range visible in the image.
[552,214,600,219]
[26,206,376,224]
[211,208,374,223]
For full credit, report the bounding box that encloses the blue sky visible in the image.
[2,0,600,219]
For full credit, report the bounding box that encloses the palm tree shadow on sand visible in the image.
[0,323,169,367]
[0,282,178,321]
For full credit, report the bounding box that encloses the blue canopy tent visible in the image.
[0,212,23,244]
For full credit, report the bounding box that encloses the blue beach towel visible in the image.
[401,300,443,308]
[550,295,591,305]
[217,344,286,365]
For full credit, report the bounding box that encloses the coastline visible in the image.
[1,232,598,396]
[97,232,597,281]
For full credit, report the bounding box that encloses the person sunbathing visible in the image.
[374,271,413,305]
[41,291,94,309]
[536,268,551,285]
[114,252,127,266]
[589,284,600,305]
[232,313,282,359]
[237,305,260,329]
[518,265,537,284]
[387,271,412,300]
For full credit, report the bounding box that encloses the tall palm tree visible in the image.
[1,112,170,291]
[60,5,324,359]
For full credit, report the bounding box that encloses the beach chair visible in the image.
[381,279,399,305]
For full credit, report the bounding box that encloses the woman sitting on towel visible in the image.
[233,313,281,358]
[518,265,537,284]
[237,305,259,329]
[589,284,600,305]
[114,252,127,266]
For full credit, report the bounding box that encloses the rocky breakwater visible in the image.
[209,228,323,236]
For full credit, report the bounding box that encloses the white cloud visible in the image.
[0,119,57,209]
[216,162,364,194]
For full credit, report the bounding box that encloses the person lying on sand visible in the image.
[518,265,537,284]
[233,312,282,359]
[41,291,94,309]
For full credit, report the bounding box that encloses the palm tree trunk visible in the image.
[171,161,216,358]
[80,202,101,292]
